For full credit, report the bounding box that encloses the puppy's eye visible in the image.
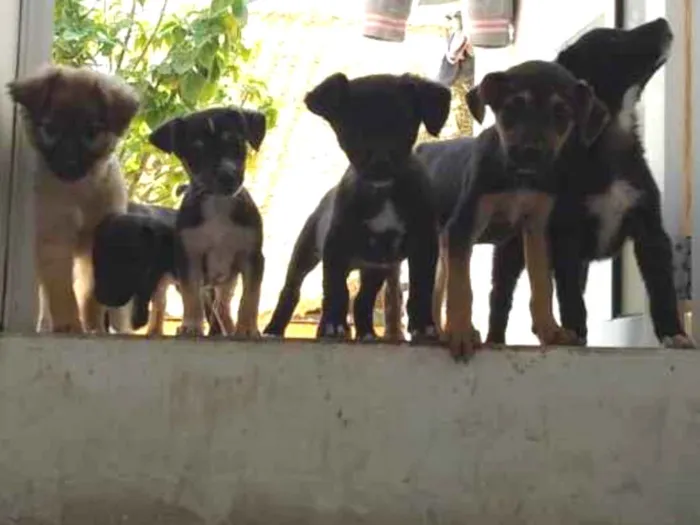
[501,99,526,129]
[191,140,205,149]
[552,103,572,127]
[37,121,59,146]
[81,123,104,146]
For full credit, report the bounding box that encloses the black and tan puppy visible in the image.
[269,72,450,341]
[8,65,140,333]
[486,18,693,348]
[442,60,609,359]
[149,107,266,337]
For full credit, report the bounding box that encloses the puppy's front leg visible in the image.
[406,224,439,342]
[36,242,82,334]
[318,236,351,340]
[178,254,205,337]
[442,195,488,360]
[382,266,404,342]
[551,236,588,345]
[523,228,577,346]
[146,276,171,336]
[235,251,265,338]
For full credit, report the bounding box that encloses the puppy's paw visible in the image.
[357,331,379,343]
[484,339,506,350]
[440,324,481,362]
[410,325,440,344]
[662,334,696,349]
[317,322,350,340]
[177,325,203,338]
[233,325,262,340]
[534,323,578,347]
[383,331,406,344]
[53,322,84,335]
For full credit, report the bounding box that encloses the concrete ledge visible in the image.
[1,334,699,524]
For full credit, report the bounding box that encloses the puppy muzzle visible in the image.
[193,161,244,196]
[506,145,551,176]
[47,157,90,182]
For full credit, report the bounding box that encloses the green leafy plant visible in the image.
[53,0,278,206]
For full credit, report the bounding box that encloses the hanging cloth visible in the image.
[465,0,515,48]
[362,0,414,43]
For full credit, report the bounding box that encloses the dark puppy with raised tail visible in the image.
[149,107,266,337]
[265,73,450,341]
[484,18,693,348]
[442,60,609,360]
[92,203,178,335]
[93,200,224,336]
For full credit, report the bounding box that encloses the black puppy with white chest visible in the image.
[486,18,694,348]
[149,107,266,337]
[299,72,451,340]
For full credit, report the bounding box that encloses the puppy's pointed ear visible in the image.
[465,87,485,124]
[7,67,61,115]
[95,76,140,135]
[403,75,452,137]
[304,72,349,121]
[240,109,267,151]
[467,72,511,124]
[149,117,184,154]
[573,80,610,146]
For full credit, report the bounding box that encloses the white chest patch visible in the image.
[180,196,256,285]
[586,180,641,255]
[617,84,641,134]
[366,200,406,234]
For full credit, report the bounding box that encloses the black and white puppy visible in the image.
[485,18,693,348]
[93,202,178,335]
[266,73,450,341]
[149,107,266,338]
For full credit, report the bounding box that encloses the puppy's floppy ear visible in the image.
[7,66,61,115]
[240,109,266,151]
[466,72,511,124]
[304,72,349,121]
[403,75,452,137]
[149,117,184,154]
[94,75,140,135]
[573,80,610,146]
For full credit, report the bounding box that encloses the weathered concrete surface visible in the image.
[1,335,700,524]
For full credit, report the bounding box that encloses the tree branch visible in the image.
[115,0,138,72]
[132,0,169,72]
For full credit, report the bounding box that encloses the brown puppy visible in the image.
[442,60,609,360]
[8,65,140,333]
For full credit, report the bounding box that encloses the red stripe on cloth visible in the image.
[470,18,510,27]
[364,13,409,28]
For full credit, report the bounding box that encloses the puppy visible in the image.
[149,107,266,337]
[442,60,609,359]
[484,18,693,348]
[8,65,139,333]
[92,203,178,335]
[266,72,450,341]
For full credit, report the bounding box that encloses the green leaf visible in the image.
[179,72,206,104]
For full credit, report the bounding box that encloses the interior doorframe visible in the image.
[0,0,53,332]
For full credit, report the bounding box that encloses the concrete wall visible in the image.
[2,334,700,524]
